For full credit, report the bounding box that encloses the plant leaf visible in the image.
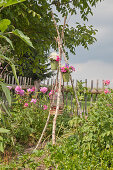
[0,0,26,8]
[0,54,19,85]
[1,101,11,116]
[10,63,19,85]
[0,82,11,106]
[0,19,11,32]
[0,34,14,49]
[0,142,4,152]
[12,29,34,48]
[0,128,10,133]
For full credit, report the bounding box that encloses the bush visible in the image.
[44,90,113,169]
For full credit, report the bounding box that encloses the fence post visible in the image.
[34,80,41,92]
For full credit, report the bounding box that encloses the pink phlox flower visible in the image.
[104,80,110,86]
[19,90,24,96]
[49,90,54,96]
[24,103,29,107]
[70,66,75,71]
[30,99,37,104]
[15,86,22,92]
[40,87,48,94]
[27,88,34,93]
[7,86,12,90]
[43,105,48,110]
[27,88,32,92]
[15,86,24,96]
[31,86,35,92]
[56,56,60,61]
[104,89,111,94]
[106,104,112,107]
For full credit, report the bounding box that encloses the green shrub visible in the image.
[44,91,113,169]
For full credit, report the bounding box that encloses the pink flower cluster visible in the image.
[24,98,37,107]
[27,87,35,93]
[15,86,24,96]
[49,90,55,96]
[40,87,48,94]
[104,89,111,94]
[70,66,75,71]
[104,80,110,86]
[56,56,60,61]
[24,103,29,107]
[61,64,75,73]
[61,66,67,73]
[43,105,48,110]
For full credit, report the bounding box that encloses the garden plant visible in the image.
[0,0,113,169]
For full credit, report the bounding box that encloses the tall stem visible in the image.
[52,40,62,145]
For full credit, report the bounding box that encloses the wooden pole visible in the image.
[34,111,51,150]
[61,47,82,118]
[51,12,62,145]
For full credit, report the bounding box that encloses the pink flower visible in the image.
[7,86,12,90]
[19,90,24,96]
[106,104,111,107]
[30,99,37,104]
[24,103,29,107]
[61,67,67,73]
[104,89,111,94]
[104,80,110,86]
[49,90,54,96]
[56,56,60,61]
[15,86,22,92]
[70,66,75,71]
[27,88,31,92]
[31,86,35,92]
[40,87,48,94]
[43,105,48,110]
[15,86,24,96]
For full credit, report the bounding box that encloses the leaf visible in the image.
[0,136,3,141]
[11,63,19,85]
[0,128,10,133]
[0,82,11,106]
[1,101,11,116]
[0,0,26,8]
[0,19,11,32]
[0,142,4,153]
[0,53,11,62]
[12,29,34,48]
[0,34,14,49]
[0,54,19,85]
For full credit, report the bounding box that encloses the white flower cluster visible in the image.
[49,52,58,60]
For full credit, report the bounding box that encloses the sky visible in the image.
[67,0,113,87]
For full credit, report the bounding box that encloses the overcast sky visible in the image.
[68,0,113,87]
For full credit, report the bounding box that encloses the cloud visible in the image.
[71,60,113,87]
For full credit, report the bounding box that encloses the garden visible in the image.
[0,0,113,169]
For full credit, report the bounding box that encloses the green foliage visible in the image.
[0,0,101,79]
[0,0,26,8]
[0,0,34,153]
[0,82,11,106]
[0,108,10,153]
[12,29,34,48]
[44,91,113,169]
[0,19,11,32]
[0,89,50,150]
[0,150,43,169]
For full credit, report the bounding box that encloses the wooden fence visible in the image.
[1,74,108,115]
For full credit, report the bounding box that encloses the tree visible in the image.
[0,0,102,79]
